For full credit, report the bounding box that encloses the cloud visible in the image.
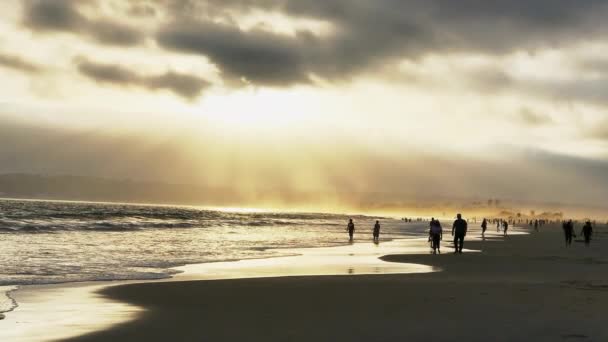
[126,2,157,17]
[84,19,145,46]
[578,57,608,74]
[157,21,312,86]
[590,121,608,140]
[23,0,85,31]
[19,1,608,90]
[523,78,608,106]
[15,0,608,107]
[518,108,554,126]
[465,68,513,93]
[23,0,144,46]
[153,0,608,87]
[431,64,608,107]
[75,58,210,99]
[0,54,43,73]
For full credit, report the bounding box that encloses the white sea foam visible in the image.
[0,286,18,314]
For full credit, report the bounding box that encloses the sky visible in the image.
[1,0,608,211]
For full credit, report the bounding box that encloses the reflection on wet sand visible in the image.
[0,238,435,342]
[173,238,436,281]
[0,282,141,342]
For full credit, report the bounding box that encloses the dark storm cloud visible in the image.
[156,1,434,85]
[0,54,42,73]
[23,0,85,31]
[154,0,608,86]
[19,0,608,93]
[84,19,145,46]
[23,0,144,46]
[157,21,312,85]
[76,59,210,99]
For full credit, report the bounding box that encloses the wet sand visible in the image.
[0,282,141,342]
[0,231,435,342]
[65,226,608,342]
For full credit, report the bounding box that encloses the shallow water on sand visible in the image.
[0,198,524,341]
[174,237,437,281]
[0,235,439,342]
[0,199,429,313]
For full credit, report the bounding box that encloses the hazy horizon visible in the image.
[1,174,604,220]
[2,1,608,216]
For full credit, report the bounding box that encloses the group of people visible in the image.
[347,213,469,254]
[426,214,469,254]
[346,218,381,242]
[529,219,547,232]
[562,220,594,246]
[494,219,509,236]
[347,215,597,252]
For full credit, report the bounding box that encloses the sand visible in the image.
[63,225,608,342]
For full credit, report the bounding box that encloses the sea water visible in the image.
[0,199,427,313]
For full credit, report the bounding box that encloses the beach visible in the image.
[1,199,439,341]
[5,1,608,340]
[60,225,608,342]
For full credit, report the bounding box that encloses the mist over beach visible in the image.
[1,0,608,341]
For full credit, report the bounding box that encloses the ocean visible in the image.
[0,199,427,314]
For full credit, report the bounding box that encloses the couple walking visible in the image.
[563,220,594,246]
[346,219,381,242]
[429,214,468,254]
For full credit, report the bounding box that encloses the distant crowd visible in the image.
[345,214,599,253]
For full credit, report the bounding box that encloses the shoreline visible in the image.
[0,286,18,317]
[0,218,423,315]
[0,231,417,305]
[0,223,450,342]
[63,225,608,342]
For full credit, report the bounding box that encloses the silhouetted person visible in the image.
[534,220,539,232]
[481,218,487,238]
[496,220,500,232]
[581,221,593,246]
[563,220,574,246]
[503,221,509,237]
[373,220,380,242]
[452,213,468,254]
[430,219,443,254]
[428,218,435,247]
[347,219,355,241]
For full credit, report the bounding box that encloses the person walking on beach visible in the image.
[481,218,487,238]
[452,213,468,254]
[428,218,435,249]
[581,221,593,246]
[503,220,509,237]
[347,219,355,241]
[430,219,443,254]
[563,220,574,246]
[497,220,501,232]
[373,220,381,243]
[534,219,539,232]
